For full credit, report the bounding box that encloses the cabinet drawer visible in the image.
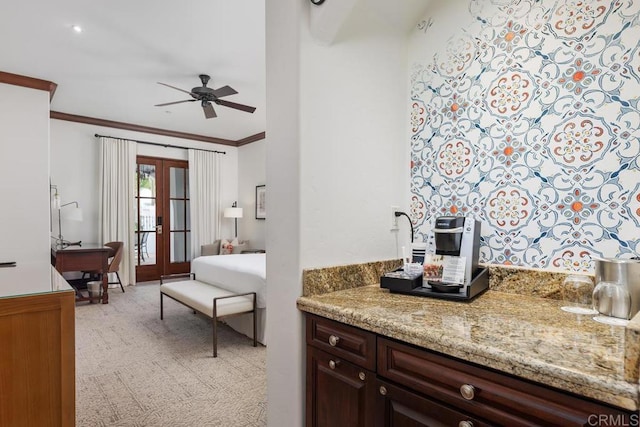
[375,378,491,427]
[378,338,631,427]
[306,314,376,371]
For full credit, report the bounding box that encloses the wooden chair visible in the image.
[104,241,125,293]
[83,242,125,293]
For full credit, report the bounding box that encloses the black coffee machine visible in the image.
[381,216,489,300]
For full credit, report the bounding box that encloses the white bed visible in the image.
[191,253,267,344]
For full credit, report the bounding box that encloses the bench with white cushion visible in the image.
[160,273,257,357]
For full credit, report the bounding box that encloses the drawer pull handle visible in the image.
[459,421,474,427]
[379,386,387,396]
[328,360,339,370]
[359,372,366,381]
[328,335,340,346]
[460,384,476,400]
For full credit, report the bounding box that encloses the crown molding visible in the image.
[236,132,267,146]
[0,71,57,101]
[49,111,250,147]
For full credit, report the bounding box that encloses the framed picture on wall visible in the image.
[256,185,266,220]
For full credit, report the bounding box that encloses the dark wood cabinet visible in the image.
[306,314,376,427]
[375,378,490,427]
[377,338,632,427]
[304,313,634,427]
[307,346,375,427]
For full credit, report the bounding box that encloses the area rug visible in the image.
[75,282,266,426]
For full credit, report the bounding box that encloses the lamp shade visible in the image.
[62,206,83,221]
[224,207,243,218]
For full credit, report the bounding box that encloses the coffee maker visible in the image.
[381,215,489,300]
[424,216,488,299]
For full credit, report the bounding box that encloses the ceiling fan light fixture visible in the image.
[156,74,256,119]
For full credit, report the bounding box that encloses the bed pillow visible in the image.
[232,240,250,254]
[201,240,221,256]
[220,238,237,255]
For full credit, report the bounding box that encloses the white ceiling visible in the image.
[0,0,265,142]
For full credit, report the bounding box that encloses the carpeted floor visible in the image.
[75,281,266,427]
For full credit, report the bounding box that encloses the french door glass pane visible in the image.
[137,163,158,267]
[139,199,156,231]
[170,167,185,198]
[140,164,156,197]
[171,232,186,263]
[137,231,155,266]
[170,200,186,231]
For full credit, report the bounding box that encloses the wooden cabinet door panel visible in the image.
[0,290,75,427]
[306,346,375,427]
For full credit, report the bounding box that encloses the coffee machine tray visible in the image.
[381,267,489,301]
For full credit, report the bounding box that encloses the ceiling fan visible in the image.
[155,74,256,119]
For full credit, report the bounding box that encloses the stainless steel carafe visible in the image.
[594,258,640,319]
[592,281,630,319]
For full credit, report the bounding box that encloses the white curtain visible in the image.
[98,137,136,286]
[188,149,222,259]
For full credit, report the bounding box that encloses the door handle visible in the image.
[156,225,162,235]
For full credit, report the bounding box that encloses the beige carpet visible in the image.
[75,282,267,427]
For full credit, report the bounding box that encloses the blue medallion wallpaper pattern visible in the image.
[410,0,640,271]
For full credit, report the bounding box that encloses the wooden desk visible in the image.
[51,245,111,304]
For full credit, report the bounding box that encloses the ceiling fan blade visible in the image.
[157,82,195,96]
[216,99,256,113]
[212,85,238,98]
[202,102,217,119]
[154,99,196,107]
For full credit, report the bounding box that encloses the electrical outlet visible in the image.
[390,206,399,231]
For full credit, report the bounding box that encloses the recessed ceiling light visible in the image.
[71,25,83,33]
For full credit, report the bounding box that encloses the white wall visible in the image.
[0,83,52,296]
[265,0,303,425]
[238,140,266,249]
[265,0,412,425]
[300,0,411,269]
[49,119,240,249]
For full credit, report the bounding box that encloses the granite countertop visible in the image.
[297,284,640,411]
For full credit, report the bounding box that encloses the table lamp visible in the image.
[55,200,83,249]
[224,202,243,238]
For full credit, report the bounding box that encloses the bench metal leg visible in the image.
[160,292,164,320]
[253,294,257,348]
[212,302,218,358]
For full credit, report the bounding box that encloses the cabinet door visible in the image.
[375,379,490,427]
[0,289,75,426]
[306,346,375,427]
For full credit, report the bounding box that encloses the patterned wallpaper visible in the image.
[410,0,640,272]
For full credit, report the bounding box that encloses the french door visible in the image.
[135,156,191,282]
